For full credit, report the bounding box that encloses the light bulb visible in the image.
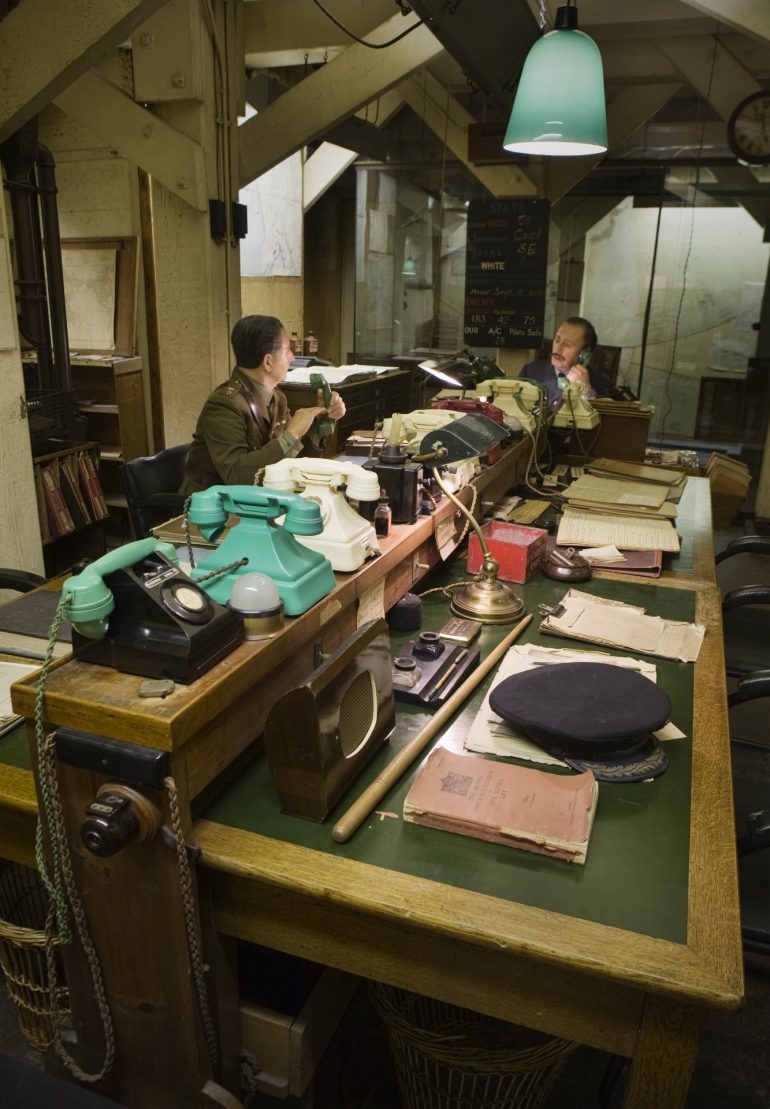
[229,572,284,639]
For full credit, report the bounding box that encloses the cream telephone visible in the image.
[261,457,381,572]
[475,379,545,436]
[553,382,600,430]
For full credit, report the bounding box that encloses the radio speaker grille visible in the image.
[339,671,376,758]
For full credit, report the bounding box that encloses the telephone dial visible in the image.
[62,537,244,682]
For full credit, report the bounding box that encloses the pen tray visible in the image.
[392,632,480,707]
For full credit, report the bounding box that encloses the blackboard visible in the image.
[463,199,550,348]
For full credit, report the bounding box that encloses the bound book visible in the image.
[403,748,598,864]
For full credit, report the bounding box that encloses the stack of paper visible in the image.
[539,589,704,662]
[562,474,676,518]
[404,746,599,864]
[586,458,687,490]
[556,508,680,553]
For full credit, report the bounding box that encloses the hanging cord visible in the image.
[310,0,422,48]
[33,594,116,1082]
[164,776,220,1071]
[657,26,719,441]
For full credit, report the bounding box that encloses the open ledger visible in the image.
[403,747,598,864]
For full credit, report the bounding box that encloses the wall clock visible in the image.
[726,90,770,166]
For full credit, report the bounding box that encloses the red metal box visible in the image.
[466,522,547,584]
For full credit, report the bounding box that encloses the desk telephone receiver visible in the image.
[62,538,244,683]
[553,382,599,430]
[187,485,335,614]
[262,457,380,571]
[309,371,335,440]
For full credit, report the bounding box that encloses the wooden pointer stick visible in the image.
[331,612,533,844]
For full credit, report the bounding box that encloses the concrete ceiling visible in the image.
[2,0,769,216]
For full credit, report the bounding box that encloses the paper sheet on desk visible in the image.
[286,365,393,386]
[557,508,680,552]
[0,659,40,736]
[464,645,684,766]
[539,589,705,663]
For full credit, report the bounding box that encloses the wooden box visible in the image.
[240,965,358,1098]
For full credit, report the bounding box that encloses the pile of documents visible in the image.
[705,453,752,528]
[556,457,685,554]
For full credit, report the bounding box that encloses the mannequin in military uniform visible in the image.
[180,315,345,495]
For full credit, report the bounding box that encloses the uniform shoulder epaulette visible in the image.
[220,378,244,399]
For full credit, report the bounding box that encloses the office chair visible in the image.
[0,570,47,593]
[120,443,191,539]
[716,535,770,679]
[728,670,770,957]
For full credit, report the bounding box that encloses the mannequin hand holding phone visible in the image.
[285,374,346,441]
[565,347,596,396]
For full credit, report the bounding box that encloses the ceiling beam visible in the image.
[654,35,761,118]
[398,70,538,198]
[304,91,405,211]
[543,83,683,204]
[0,0,167,144]
[54,71,207,212]
[239,13,443,187]
[678,1,770,43]
[243,0,398,55]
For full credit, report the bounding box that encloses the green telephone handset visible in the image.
[62,538,180,639]
[187,485,336,614]
[309,371,335,440]
[61,537,244,682]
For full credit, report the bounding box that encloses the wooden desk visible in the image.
[0,448,741,1108]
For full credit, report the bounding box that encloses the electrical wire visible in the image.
[310,0,423,48]
[657,25,720,442]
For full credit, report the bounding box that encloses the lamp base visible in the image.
[450,577,525,624]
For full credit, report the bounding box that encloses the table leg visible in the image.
[623,996,704,1109]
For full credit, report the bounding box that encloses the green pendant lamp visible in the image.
[503,3,607,157]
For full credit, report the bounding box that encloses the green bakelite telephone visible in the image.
[61,537,244,682]
[187,485,336,615]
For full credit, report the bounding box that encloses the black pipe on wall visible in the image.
[0,120,54,389]
[37,144,71,389]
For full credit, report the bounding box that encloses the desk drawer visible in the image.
[240,960,358,1098]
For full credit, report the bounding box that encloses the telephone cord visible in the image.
[33,593,116,1081]
[164,775,220,1071]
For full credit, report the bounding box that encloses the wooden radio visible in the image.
[263,618,396,821]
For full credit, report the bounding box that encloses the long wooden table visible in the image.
[0,455,742,1108]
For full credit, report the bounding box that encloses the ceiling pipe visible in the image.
[37,144,71,389]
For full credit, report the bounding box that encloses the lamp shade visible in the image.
[503,8,607,156]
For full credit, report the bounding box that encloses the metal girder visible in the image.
[544,83,683,204]
[54,71,207,212]
[304,90,405,211]
[238,13,443,186]
[678,1,770,43]
[654,36,760,119]
[0,0,168,144]
[398,70,538,198]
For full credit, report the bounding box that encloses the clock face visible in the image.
[727,91,770,166]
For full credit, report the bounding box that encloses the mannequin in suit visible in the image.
[519,317,615,412]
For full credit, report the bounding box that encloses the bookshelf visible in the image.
[69,356,149,539]
[32,441,108,576]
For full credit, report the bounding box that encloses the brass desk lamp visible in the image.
[414,414,525,624]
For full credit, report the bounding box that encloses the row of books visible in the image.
[34,449,109,541]
[705,452,751,529]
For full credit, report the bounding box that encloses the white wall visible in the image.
[582,196,769,440]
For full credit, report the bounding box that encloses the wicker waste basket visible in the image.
[0,862,69,1050]
[369,983,576,1109]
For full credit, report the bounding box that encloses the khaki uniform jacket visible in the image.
[179,367,298,495]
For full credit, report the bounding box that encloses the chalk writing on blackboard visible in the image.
[464,199,550,349]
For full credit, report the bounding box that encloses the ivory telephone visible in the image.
[553,382,600,430]
[61,537,244,682]
[186,484,335,615]
[261,456,380,572]
[475,379,546,436]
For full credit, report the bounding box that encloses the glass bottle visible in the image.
[289,331,299,354]
[303,329,318,356]
[374,489,392,537]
